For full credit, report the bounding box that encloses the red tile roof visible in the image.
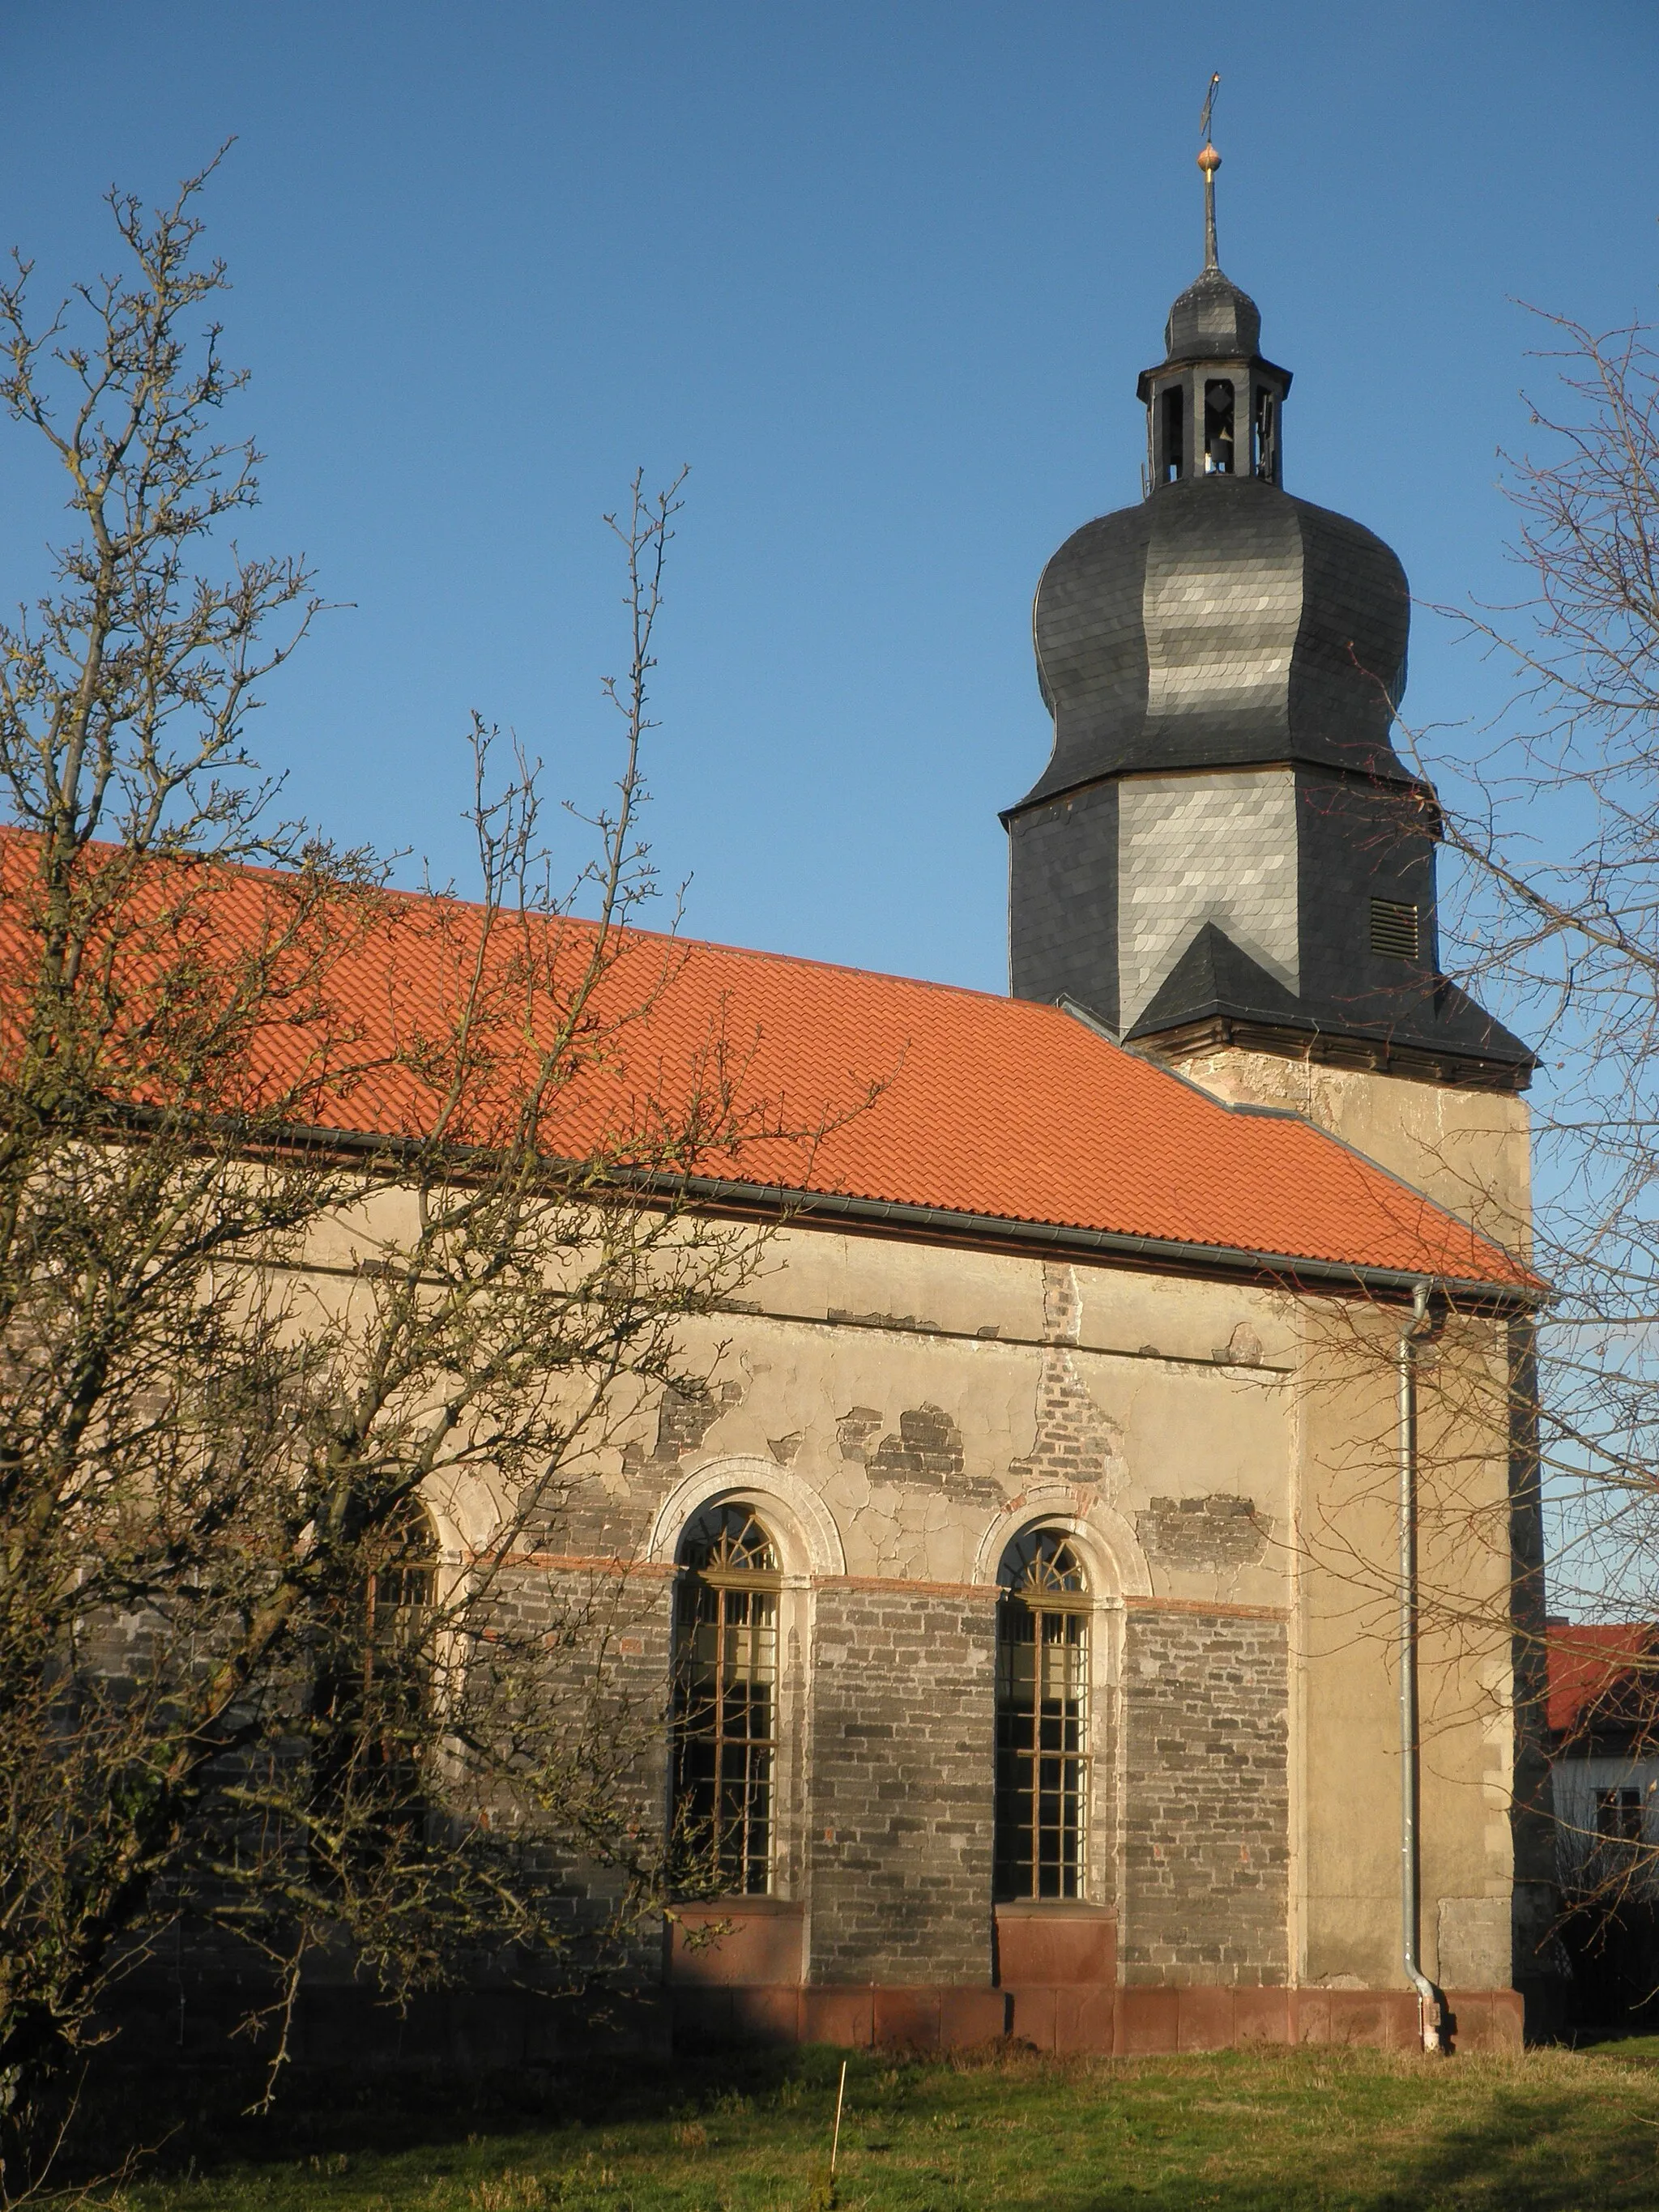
[0,839,1530,1289]
[1547,1625,1659,1736]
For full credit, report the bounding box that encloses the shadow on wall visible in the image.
[1558,1894,1659,2032]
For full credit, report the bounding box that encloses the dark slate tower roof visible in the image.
[1002,138,1531,1092]
[1164,264,1262,362]
[1021,478,1413,807]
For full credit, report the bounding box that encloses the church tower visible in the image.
[1004,134,1533,1238]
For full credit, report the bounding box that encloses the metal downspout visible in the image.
[1398,1280,1446,2052]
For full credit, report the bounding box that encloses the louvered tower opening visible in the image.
[1370,899,1420,961]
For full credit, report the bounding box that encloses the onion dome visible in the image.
[1013,133,1410,813]
[1001,131,1532,1089]
[1021,477,1413,808]
[1164,265,1263,361]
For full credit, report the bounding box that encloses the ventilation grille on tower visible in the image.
[1370,899,1420,962]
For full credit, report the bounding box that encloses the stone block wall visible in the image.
[493,1560,677,1971]
[805,1583,997,1984]
[1120,1609,1289,1984]
[73,1204,1533,2070]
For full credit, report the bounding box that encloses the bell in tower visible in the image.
[1002,129,1531,1108]
[1144,143,1287,491]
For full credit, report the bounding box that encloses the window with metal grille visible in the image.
[1370,897,1420,961]
[672,1503,780,1895]
[994,1529,1090,1900]
[310,1494,439,1888]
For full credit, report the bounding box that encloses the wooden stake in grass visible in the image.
[830,2059,848,2178]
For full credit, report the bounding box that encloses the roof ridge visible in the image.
[508,909,1041,1012]
[0,822,1041,1012]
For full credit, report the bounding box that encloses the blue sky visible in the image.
[0,2,1653,991]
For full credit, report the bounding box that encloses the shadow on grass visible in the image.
[1068,2061,1659,2212]
[53,2041,1659,2210]
[1333,2088,1657,2212]
[63,2043,839,2183]
[1562,2025,1659,2060]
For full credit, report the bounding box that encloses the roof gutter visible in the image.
[126,1107,1537,1311]
[667,1174,1537,1311]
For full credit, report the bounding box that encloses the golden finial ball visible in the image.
[1197,143,1222,174]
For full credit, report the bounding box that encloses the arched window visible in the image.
[672,1502,780,1896]
[310,1494,439,1885]
[367,1496,439,1654]
[995,1528,1090,1900]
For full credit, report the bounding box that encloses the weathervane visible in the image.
[1197,71,1222,271]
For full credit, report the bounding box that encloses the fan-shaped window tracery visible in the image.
[672,1502,780,1896]
[994,1528,1090,1900]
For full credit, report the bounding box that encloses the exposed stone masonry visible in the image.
[1121,1611,1289,1984]
[869,1406,962,1485]
[836,1402,1000,1499]
[836,1407,885,1461]
[806,1586,997,1984]
[496,1562,676,1886]
[1009,1264,1121,1492]
[1136,1495,1269,1572]
[635,1379,746,1468]
[558,1376,748,1555]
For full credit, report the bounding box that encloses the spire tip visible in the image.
[1196,73,1222,271]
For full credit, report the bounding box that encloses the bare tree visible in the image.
[0,161,846,2180]
[1398,308,1659,1969]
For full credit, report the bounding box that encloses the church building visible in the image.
[521,143,1545,2056]
[131,143,1547,2064]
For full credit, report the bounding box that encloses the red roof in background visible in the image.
[1546,1626,1658,1735]
[0,840,1531,1289]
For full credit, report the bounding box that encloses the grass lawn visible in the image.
[85,2039,1659,2211]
